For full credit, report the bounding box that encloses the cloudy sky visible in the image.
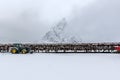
[0,0,120,43]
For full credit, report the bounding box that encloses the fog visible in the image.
[67,0,120,42]
[0,0,119,43]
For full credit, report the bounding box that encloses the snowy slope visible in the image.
[42,18,82,43]
[0,53,120,80]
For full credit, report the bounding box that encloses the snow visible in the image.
[0,53,120,80]
[42,18,82,43]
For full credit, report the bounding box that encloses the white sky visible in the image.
[0,0,120,43]
[0,0,95,22]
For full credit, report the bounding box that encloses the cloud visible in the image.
[67,0,120,42]
[0,0,119,43]
[0,0,93,43]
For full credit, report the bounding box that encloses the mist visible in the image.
[67,0,120,42]
[0,0,120,43]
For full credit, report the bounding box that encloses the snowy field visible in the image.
[0,53,120,80]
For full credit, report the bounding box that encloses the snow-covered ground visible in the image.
[0,53,120,80]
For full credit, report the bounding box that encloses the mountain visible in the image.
[42,18,82,43]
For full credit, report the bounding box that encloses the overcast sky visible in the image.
[0,0,119,43]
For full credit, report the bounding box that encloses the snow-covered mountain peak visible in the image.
[42,18,82,43]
